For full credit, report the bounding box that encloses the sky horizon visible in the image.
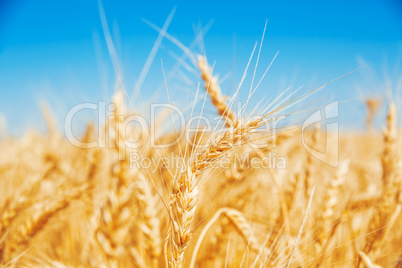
[0,0,401,136]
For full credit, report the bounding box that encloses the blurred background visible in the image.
[0,0,401,135]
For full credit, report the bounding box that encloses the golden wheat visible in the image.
[0,51,401,268]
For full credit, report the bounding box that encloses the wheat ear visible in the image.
[347,197,380,212]
[365,98,381,131]
[316,161,349,246]
[304,124,319,200]
[189,207,264,268]
[363,103,400,255]
[197,55,237,127]
[135,173,162,268]
[168,115,270,267]
[358,251,382,268]
[94,90,137,266]
[3,182,89,262]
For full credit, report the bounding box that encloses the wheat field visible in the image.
[0,49,401,268]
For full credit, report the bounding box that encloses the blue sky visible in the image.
[0,0,401,135]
